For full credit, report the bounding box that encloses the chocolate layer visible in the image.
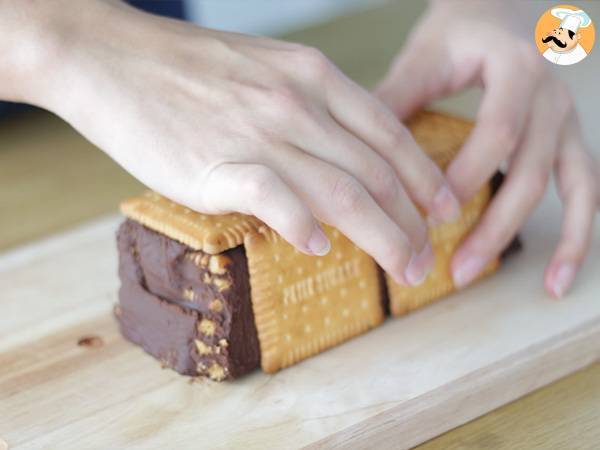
[116,220,260,379]
[491,172,523,260]
[117,279,199,375]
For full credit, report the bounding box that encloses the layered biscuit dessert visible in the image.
[115,111,520,381]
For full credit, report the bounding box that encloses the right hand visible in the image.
[19,0,461,285]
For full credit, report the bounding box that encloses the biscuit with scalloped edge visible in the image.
[120,191,263,254]
[245,224,384,373]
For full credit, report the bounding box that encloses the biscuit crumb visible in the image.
[194,339,213,355]
[198,319,216,336]
[213,277,232,292]
[209,255,231,275]
[209,299,223,313]
[218,338,229,348]
[182,287,195,301]
[208,363,227,381]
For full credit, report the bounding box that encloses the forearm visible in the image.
[0,0,124,107]
[0,0,60,103]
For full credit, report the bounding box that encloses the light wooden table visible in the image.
[1,2,598,448]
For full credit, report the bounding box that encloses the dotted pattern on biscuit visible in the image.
[387,111,500,316]
[245,225,384,373]
[120,191,263,254]
[386,184,499,316]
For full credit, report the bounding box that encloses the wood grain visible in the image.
[1,2,600,448]
[0,191,598,449]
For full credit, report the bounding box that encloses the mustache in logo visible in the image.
[542,35,567,48]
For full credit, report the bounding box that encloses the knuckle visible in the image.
[369,164,399,204]
[380,120,410,149]
[329,174,367,213]
[293,45,332,80]
[244,165,277,203]
[263,86,306,119]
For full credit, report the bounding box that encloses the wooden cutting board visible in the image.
[1,191,599,450]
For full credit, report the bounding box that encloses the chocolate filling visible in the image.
[116,220,260,379]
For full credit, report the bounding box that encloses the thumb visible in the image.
[374,43,453,121]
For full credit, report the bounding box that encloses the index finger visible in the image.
[446,51,540,203]
[324,68,462,225]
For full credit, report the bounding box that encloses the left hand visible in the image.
[375,0,599,298]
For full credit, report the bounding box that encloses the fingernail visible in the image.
[431,185,461,225]
[551,263,575,298]
[307,224,331,256]
[453,255,486,288]
[404,243,435,286]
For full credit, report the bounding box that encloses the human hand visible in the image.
[376,0,599,297]
[15,0,465,285]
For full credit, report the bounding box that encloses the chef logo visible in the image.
[535,4,595,65]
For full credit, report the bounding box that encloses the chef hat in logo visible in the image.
[551,8,592,33]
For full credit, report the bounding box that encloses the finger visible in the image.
[446,52,541,203]
[545,122,598,298]
[451,82,560,288]
[374,41,452,120]
[288,109,429,251]
[324,68,462,225]
[202,162,331,256]
[267,146,433,286]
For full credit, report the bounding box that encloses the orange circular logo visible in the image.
[535,4,595,65]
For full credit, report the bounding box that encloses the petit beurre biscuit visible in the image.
[120,190,263,254]
[119,110,504,376]
[244,225,383,373]
[386,112,499,316]
[120,192,384,374]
